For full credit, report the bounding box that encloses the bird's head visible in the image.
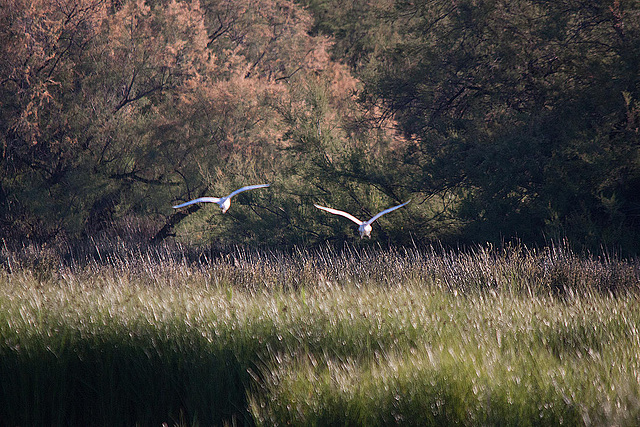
[359,223,372,238]
[219,198,231,213]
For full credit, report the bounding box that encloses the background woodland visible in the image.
[2,0,640,253]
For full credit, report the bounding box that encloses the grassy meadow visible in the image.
[1,240,640,426]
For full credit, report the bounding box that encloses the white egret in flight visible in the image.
[173,184,270,213]
[314,200,410,238]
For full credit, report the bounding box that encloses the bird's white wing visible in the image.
[227,183,271,198]
[365,200,411,225]
[172,197,221,209]
[314,204,363,225]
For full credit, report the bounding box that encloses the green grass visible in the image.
[1,241,639,425]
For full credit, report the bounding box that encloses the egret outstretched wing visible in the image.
[172,184,271,212]
[365,200,411,225]
[173,197,221,209]
[314,200,410,238]
[227,183,271,199]
[314,204,363,225]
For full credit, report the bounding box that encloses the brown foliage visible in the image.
[0,0,371,244]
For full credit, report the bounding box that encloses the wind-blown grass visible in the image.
[252,290,640,426]
[1,241,639,425]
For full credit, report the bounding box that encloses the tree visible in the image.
[1,0,376,247]
[1,0,109,239]
[304,0,640,253]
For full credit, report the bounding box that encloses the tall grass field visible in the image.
[1,240,640,425]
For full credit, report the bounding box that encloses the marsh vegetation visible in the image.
[2,240,639,425]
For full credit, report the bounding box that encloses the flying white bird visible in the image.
[172,184,270,213]
[314,200,410,238]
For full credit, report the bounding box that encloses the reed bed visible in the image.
[1,240,639,425]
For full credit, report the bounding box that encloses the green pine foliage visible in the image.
[303,0,640,253]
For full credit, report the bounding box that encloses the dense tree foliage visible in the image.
[2,0,639,252]
[0,0,374,246]
[305,0,640,252]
